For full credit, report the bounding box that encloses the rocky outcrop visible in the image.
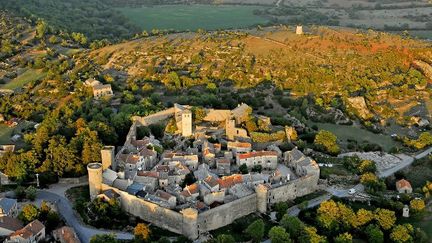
[413,60,432,81]
[346,97,373,120]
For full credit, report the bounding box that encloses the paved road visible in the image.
[37,189,133,243]
[286,193,332,216]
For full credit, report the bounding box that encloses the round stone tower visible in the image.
[181,208,198,240]
[256,184,268,214]
[87,163,103,199]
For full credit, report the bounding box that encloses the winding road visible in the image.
[37,185,133,243]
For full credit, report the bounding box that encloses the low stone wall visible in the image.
[197,194,257,233]
[58,176,88,184]
[101,184,185,235]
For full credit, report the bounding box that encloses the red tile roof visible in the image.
[218,174,243,188]
[10,220,44,240]
[238,151,278,160]
[396,179,412,190]
[137,171,159,178]
[228,141,252,148]
[155,190,174,200]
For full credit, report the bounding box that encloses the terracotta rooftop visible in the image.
[218,174,243,188]
[137,171,159,178]
[216,158,230,164]
[396,179,412,190]
[155,190,174,201]
[181,183,200,197]
[0,216,23,232]
[53,226,80,243]
[228,141,252,148]
[238,151,278,160]
[131,139,150,148]
[126,154,140,164]
[204,176,219,188]
[10,220,44,240]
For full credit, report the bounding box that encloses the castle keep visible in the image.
[88,104,319,239]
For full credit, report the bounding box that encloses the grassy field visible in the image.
[1,69,46,90]
[117,4,269,31]
[309,122,397,152]
[0,124,13,144]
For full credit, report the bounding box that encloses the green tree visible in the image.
[280,214,305,239]
[274,202,289,221]
[268,226,291,243]
[245,219,265,242]
[239,164,249,174]
[25,186,37,201]
[334,232,353,243]
[36,20,48,38]
[134,223,151,242]
[90,234,118,243]
[374,208,396,230]
[314,130,340,155]
[215,234,235,243]
[19,204,38,224]
[299,226,326,243]
[390,224,414,243]
[365,224,384,243]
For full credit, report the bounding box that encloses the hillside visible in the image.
[86,26,432,126]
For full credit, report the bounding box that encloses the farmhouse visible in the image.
[396,179,412,194]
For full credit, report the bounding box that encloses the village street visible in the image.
[36,184,134,243]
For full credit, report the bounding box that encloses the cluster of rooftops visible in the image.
[93,104,319,211]
[99,133,318,211]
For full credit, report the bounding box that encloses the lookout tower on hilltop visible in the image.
[296,25,303,35]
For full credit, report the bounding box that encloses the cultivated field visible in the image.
[117,5,269,31]
[0,124,13,144]
[1,69,46,90]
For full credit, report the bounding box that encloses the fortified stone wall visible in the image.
[267,173,319,204]
[132,108,176,126]
[101,184,185,235]
[197,194,257,233]
[293,174,319,197]
[268,181,297,204]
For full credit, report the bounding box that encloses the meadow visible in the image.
[1,69,46,90]
[117,4,269,31]
[308,122,397,152]
[0,124,13,144]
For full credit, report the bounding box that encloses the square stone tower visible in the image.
[101,146,115,170]
[182,110,192,137]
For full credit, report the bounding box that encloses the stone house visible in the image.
[227,141,252,155]
[396,179,413,194]
[0,198,18,218]
[154,190,177,208]
[216,158,231,175]
[0,216,23,237]
[180,183,200,202]
[52,226,80,243]
[6,219,45,243]
[84,78,113,100]
[231,103,252,125]
[97,189,120,203]
[236,151,278,170]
